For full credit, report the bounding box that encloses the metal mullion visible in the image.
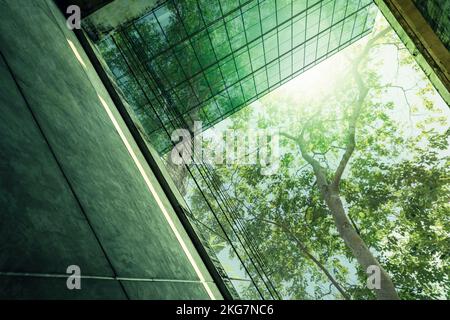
[349,0,362,40]
[118,27,259,299]
[256,0,270,97]
[198,163,280,299]
[303,0,309,69]
[178,3,371,116]
[145,0,326,93]
[187,106,275,298]
[275,0,281,82]
[360,0,371,35]
[200,163,281,299]
[171,0,218,120]
[192,162,275,299]
[337,0,350,47]
[112,34,173,141]
[188,164,268,299]
[198,163,275,296]
[112,0,374,137]
[186,13,374,128]
[314,0,323,61]
[99,0,256,60]
[115,73,129,82]
[113,32,161,105]
[195,0,234,120]
[153,10,204,115]
[238,0,259,102]
[199,106,211,124]
[217,0,246,113]
[135,102,160,128]
[325,0,338,59]
[126,24,186,122]
[127,26,187,130]
[290,0,294,77]
[282,30,371,85]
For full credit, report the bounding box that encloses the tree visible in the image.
[188,19,450,300]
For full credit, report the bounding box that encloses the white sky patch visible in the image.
[193,12,450,299]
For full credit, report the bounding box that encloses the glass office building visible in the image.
[90,0,378,153]
[78,0,380,299]
[77,0,377,299]
[80,0,379,299]
[1,0,449,300]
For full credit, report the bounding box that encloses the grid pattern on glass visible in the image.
[96,0,377,154]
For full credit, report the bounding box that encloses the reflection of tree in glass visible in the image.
[189,20,450,300]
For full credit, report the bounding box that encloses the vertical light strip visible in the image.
[97,95,216,300]
[67,39,87,69]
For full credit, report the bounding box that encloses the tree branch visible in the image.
[279,132,327,180]
[330,27,389,188]
[258,217,351,300]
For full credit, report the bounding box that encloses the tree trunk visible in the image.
[281,25,400,298]
[321,184,400,300]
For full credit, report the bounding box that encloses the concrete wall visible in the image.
[0,0,221,300]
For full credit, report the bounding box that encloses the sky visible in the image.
[185,11,450,299]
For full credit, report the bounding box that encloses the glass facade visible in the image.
[86,0,378,299]
[94,0,377,154]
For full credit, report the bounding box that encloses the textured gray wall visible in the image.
[0,0,220,299]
